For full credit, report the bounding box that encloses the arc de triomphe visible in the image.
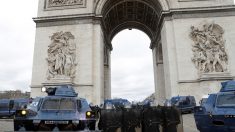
[31,0,235,105]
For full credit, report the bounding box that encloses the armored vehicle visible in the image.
[194,80,235,132]
[170,95,196,113]
[14,85,98,131]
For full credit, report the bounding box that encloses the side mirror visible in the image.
[23,104,27,109]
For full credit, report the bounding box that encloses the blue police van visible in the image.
[194,80,235,132]
[170,95,196,113]
[0,98,29,118]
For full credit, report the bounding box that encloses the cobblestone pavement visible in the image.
[0,114,198,132]
[0,119,13,132]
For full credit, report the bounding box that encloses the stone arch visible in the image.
[95,0,167,102]
[95,0,166,47]
[95,0,170,15]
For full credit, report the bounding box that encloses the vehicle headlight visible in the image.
[86,111,95,118]
[41,87,46,92]
[86,111,91,117]
[21,110,27,115]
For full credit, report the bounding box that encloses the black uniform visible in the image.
[142,106,163,132]
[162,106,181,132]
[99,108,122,132]
[122,108,140,132]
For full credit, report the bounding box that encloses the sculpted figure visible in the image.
[46,31,77,80]
[190,22,228,74]
[192,49,206,71]
[202,49,214,72]
[46,54,57,79]
[212,45,227,72]
[55,49,65,75]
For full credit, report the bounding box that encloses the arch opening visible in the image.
[100,0,165,103]
[111,29,154,101]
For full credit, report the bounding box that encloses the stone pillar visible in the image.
[104,46,111,99]
[92,23,105,104]
[152,42,166,105]
[161,20,179,99]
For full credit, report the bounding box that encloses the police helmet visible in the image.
[124,102,132,109]
[105,102,113,109]
[150,100,158,107]
[100,103,104,109]
[164,99,172,107]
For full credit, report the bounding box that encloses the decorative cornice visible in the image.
[33,14,102,27]
[31,84,93,88]
[162,5,235,20]
[33,13,100,23]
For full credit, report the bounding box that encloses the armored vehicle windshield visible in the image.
[42,98,76,111]
[216,93,235,107]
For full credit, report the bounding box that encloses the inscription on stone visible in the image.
[190,22,228,74]
[46,31,77,80]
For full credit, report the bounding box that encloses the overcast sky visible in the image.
[111,30,154,101]
[0,0,38,92]
[0,1,154,101]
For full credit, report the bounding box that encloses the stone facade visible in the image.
[31,0,235,104]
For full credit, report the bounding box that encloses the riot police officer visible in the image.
[89,103,101,130]
[122,102,139,132]
[142,101,162,132]
[162,104,181,132]
[98,102,122,132]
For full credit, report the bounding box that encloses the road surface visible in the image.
[0,114,198,132]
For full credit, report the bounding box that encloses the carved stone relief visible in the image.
[190,22,228,74]
[46,31,77,80]
[46,0,86,9]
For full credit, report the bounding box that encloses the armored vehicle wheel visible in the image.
[14,120,35,131]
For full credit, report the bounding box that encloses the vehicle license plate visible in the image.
[45,120,69,124]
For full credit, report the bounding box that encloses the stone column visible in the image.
[152,42,166,105]
[104,46,111,99]
[161,20,179,99]
[92,23,105,104]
